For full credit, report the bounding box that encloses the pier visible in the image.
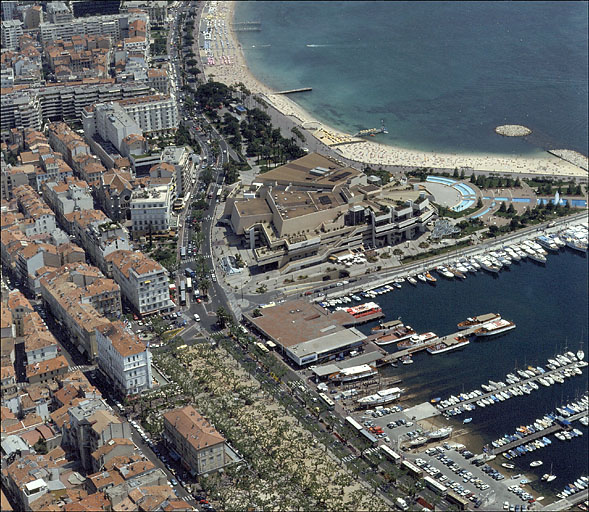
[492,410,586,455]
[382,326,479,363]
[231,21,261,32]
[437,360,586,413]
[275,87,313,95]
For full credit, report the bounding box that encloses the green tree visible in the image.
[216,306,231,328]
[33,438,48,454]
[507,203,515,215]
[498,201,507,213]
[476,197,483,209]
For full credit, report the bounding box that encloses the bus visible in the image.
[445,490,469,510]
[380,445,402,464]
[180,280,186,293]
[180,247,186,259]
[186,277,192,292]
[180,290,186,306]
[254,342,269,354]
[216,188,222,202]
[318,392,335,410]
[345,416,363,432]
[423,476,447,495]
[401,460,423,478]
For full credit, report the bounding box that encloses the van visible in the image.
[193,314,200,322]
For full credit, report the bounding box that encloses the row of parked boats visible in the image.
[434,351,586,416]
[556,476,589,500]
[320,224,588,309]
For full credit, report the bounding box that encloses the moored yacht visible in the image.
[474,318,516,337]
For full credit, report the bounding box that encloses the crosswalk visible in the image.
[183,255,211,263]
[68,364,96,373]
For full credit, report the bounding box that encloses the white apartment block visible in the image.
[42,179,94,224]
[96,321,153,396]
[1,82,152,132]
[82,101,142,153]
[130,184,172,234]
[1,19,23,50]
[117,95,179,134]
[160,145,196,198]
[105,249,173,316]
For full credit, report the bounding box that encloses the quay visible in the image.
[382,326,479,363]
[275,87,313,95]
[492,410,587,455]
[437,360,586,413]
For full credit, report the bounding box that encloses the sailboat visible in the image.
[542,463,556,482]
[577,342,584,362]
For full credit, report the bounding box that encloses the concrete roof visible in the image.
[288,327,366,360]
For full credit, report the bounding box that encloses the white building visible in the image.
[117,94,179,134]
[96,320,153,396]
[82,101,143,154]
[130,183,172,234]
[46,2,73,24]
[105,249,173,316]
[160,145,196,198]
[1,19,23,50]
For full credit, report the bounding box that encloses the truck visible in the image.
[395,497,408,511]
[185,267,195,278]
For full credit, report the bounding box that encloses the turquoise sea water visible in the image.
[234,1,588,155]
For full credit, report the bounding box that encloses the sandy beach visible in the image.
[199,1,588,178]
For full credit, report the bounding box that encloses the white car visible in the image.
[193,313,200,322]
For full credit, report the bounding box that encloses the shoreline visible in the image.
[199,1,588,178]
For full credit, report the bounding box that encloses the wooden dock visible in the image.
[493,410,586,455]
[382,326,479,363]
[438,360,586,413]
[275,87,313,95]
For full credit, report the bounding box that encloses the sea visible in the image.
[234,1,589,156]
[351,248,588,498]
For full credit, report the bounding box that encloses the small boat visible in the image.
[457,313,501,330]
[578,349,585,361]
[407,276,417,286]
[530,460,543,467]
[424,272,437,283]
[502,463,515,469]
[401,355,414,365]
[463,417,472,424]
[417,274,427,283]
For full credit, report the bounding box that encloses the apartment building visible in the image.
[130,183,172,235]
[26,355,69,385]
[12,185,57,236]
[96,321,153,397]
[24,332,58,366]
[163,406,229,476]
[160,145,196,198]
[122,1,168,24]
[228,153,436,272]
[42,178,94,227]
[47,122,92,168]
[65,398,131,471]
[1,81,152,132]
[1,20,23,50]
[46,2,74,24]
[146,68,169,94]
[96,168,134,221]
[105,249,172,316]
[82,101,143,154]
[40,263,122,319]
[64,209,131,275]
[39,267,113,361]
[117,94,179,134]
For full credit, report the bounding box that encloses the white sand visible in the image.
[200,1,588,178]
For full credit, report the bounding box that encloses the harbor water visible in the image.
[354,248,588,496]
[235,1,589,155]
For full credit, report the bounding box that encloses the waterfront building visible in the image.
[159,145,196,198]
[228,153,435,272]
[163,405,230,476]
[243,299,367,366]
[95,320,153,397]
[105,249,173,316]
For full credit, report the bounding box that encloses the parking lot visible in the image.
[355,408,542,510]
